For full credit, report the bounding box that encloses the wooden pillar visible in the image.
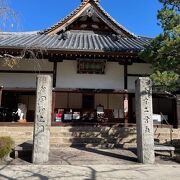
[124,94,129,127]
[176,95,180,128]
[51,91,56,123]
[122,63,128,126]
[124,64,128,89]
[0,86,3,107]
[53,62,57,88]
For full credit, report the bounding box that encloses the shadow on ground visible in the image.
[72,146,138,163]
[3,144,179,165]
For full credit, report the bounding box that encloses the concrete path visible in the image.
[0,164,180,180]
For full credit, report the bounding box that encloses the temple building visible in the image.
[0,0,179,127]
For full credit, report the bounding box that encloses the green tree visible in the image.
[140,0,180,92]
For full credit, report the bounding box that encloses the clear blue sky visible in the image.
[8,0,162,37]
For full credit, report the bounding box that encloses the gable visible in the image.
[41,0,136,38]
[63,10,114,33]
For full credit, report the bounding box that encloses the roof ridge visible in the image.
[0,31,38,35]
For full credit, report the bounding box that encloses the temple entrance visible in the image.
[53,91,125,124]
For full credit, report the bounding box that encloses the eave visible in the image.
[0,46,145,64]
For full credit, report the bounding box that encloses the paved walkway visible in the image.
[0,147,179,179]
[0,164,180,180]
[7,147,179,165]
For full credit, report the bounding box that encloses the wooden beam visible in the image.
[127,74,149,77]
[124,65,128,89]
[0,48,145,63]
[53,62,57,88]
[0,70,53,74]
[176,95,180,128]
[0,86,3,107]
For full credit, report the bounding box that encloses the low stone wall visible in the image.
[0,125,179,147]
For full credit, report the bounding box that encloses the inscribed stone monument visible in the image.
[32,75,52,164]
[135,77,155,164]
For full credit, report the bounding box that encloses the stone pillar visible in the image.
[176,95,180,128]
[135,77,155,164]
[32,75,52,164]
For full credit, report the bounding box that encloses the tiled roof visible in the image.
[0,31,151,53]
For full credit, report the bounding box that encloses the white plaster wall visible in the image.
[0,59,53,88]
[128,63,152,90]
[0,59,152,90]
[128,63,152,74]
[128,77,138,90]
[0,73,37,88]
[56,60,124,89]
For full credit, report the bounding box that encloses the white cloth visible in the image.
[17,103,27,120]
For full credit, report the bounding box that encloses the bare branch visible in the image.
[0,0,19,31]
[0,44,48,69]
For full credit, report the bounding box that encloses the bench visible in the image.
[14,141,33,159]
[154,144,175,157]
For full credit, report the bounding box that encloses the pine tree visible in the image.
[140,0,180,92]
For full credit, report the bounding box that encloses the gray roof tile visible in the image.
[0,30,151,53]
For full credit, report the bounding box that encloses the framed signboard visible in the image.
[77,59,106,74]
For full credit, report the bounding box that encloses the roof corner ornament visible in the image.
[81,0,100,3]
[58,28,70,40]
[87,7,95,17]
[111,34,125,42]
[80,6,96,18]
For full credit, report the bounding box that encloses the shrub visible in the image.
[0,136,14,159]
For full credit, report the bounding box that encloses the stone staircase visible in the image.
[0,125,179,148]
[124,126,180,149]
[50,126,137,148]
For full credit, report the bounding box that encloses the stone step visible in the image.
[13,135,136,143]
[0,126,178,134]
[0,126,179,148]
[5,137,137,145]
[51,132,136,138]
[51,126,137,132]
[50,143,117,148]
[123,143,137,149]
